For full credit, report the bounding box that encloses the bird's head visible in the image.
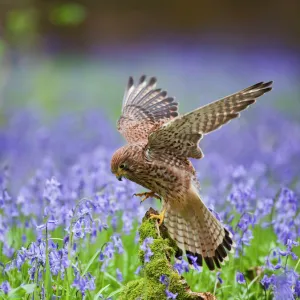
[110,146,132,181]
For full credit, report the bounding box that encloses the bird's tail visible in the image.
[164,185,234,270]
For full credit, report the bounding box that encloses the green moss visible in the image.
[144,257,171,280]
[118,279,146,300]
[138,218,158,241]
[119,209,212,300]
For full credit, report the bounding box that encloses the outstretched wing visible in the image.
[147,81,273,159]
[117,75,179,143]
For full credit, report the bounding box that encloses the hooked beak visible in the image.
[117,175,123,181]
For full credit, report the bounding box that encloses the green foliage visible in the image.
[49,3,86,26]
[0,207,298,299]
[6,8,38,36]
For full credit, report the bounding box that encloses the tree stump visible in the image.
[119,208,217,300]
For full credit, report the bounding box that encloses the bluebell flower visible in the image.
[294,280,300,297]
[159,274,169,286]
[261,274,274,290]
[134,266,142,275]
[116,268,123,282]
[63,235,70,245]
[140,237,154,263]
[43,177,62,205]
[173,258,189,275]
[122,212,134,234]
[255,198,273,218]
[186,253,201,272]
[29,266,36,281]
[237,213,256,231]
[140,237,154,251]
[236,271,246,284]
[273,274,294,300]
[49,248,69,277]
[103,242,114,259]
[99,251,105,262]
[111,234,124,254]
[0,281,11,294]
[144,247,153,263]
[217,272,223,284]
[165,289,178,299]
[72,271,96,296]
[274,256,282,270]
[14,252,26,270]
[273,188,298,244]
[72,220,85,239]
[3,244,15,258]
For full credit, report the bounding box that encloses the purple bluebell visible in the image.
[236,271,246,284]
[49,248,69,277]
[116,268,123,282]
[261,274,275,290]
[186,253,202,272]
[0,281,11,294]
[43,177,62,205]
[140,237,154,263]
[72,271,96,296]
[29,266,36,281]
[165,289,178,299]
[144,247,153,263]
[173,258,189,275]
[273,274,294,300]
[111,234,124,254]
[217,272,223,284]
[159,274,169,286]
[294,280,300,297]
[99,251,105,262]
[103,242,114,259]
[135,266,142,275]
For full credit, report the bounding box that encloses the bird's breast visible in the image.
[131,161,191,201]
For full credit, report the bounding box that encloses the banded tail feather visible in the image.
[164,188,234,271]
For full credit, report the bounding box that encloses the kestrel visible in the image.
[111,76,272,270]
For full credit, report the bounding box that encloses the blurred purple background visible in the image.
[0,1,299,188]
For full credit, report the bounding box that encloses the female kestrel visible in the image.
[111,76,272,270]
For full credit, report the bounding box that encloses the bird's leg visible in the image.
[134,191,161,203]
[149,208,166,226]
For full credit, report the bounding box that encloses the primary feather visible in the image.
[117,75,178,143]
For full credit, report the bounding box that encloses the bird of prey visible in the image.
[111,75,272,270]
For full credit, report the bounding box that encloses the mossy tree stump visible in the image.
[119,208,216,300]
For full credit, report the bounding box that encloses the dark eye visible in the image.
[119,164,125,169]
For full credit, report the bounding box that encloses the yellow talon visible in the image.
[149,208,166,226]
[134,191,161,203]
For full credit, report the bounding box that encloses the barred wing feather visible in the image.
[148,81,273,159]
[117,75,179,143]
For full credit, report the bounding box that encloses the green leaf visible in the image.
[215,285,233,291]
[107,287,123,298]
[93,284,110,300]
[104,272,124,287]
[82,249,102,276]
[8,284,36,298]
[49,4,86,26]
[21,284,36,294]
